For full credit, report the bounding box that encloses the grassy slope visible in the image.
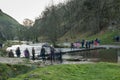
[0,11,20,26]
[9,62,120,80]
[0,10,22,41]
[85,30,119,44]
[0,63,33,80]
[60,30,120,44]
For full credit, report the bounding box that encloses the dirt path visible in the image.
[0,57,93,65]
[0,57,25,64]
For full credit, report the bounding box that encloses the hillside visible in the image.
[0,9,23,41]
[8,63,120,80]
[0,9,20,26]
[33,0,120,43]
[0,63,33,80]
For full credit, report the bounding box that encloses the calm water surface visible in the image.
[63,48,120,63]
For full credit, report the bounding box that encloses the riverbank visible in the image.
[8,62,120,80]
[0,44,119,65]
[0,57,24,64]
[0,57,93,66]
[0,57,120,80]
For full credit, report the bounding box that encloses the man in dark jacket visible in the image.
[40,46,46,62]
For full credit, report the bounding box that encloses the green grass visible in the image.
[0,63,34,80]
[8,62,120,80]
[86,30,120,44]
[60,29,120,45]
[0,11,20,26]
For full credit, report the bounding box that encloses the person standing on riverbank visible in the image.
[71,43,74,50]
[81,39,85,48]
[50,45,55,64]
[0,43,2,48]
[24,48,30,59]
[58,49,63,63]
[15,47,21,57]
[32,47,35,60]
[40,46,46,62]
[8,49,14,58]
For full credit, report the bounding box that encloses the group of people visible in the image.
[8,48,21,58]
[8,45,63,64]
[71,38,100,50]
[8,47,35,60]
[40,45,62,64]
[23,47,35,60]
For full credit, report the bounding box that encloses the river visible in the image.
[6,43,120,63]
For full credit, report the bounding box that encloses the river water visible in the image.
[63,48,120,63]
[6,43,45,57]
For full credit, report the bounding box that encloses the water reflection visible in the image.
[63,48,120,63]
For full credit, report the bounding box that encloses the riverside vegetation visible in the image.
[0,0,120,44]
[7,62,120,80]
[0,63,34,80]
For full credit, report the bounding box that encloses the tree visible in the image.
[23,18,34,27]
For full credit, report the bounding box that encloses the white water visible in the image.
[6,42,81,57]
[6,43,49,57]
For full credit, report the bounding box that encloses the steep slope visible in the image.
[33,0,120,43]
[0,9,20,26]
[0,9,22,41]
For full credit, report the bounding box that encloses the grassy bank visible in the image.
[8,62,120,80]
[60,29,120,45]
[0,63,34,80]
[87,30,120,44]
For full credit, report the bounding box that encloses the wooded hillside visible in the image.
[0,9,23,41]
[0,9,39,42]
[33,0,120,43]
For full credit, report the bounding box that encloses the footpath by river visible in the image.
[0,57,94,66]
